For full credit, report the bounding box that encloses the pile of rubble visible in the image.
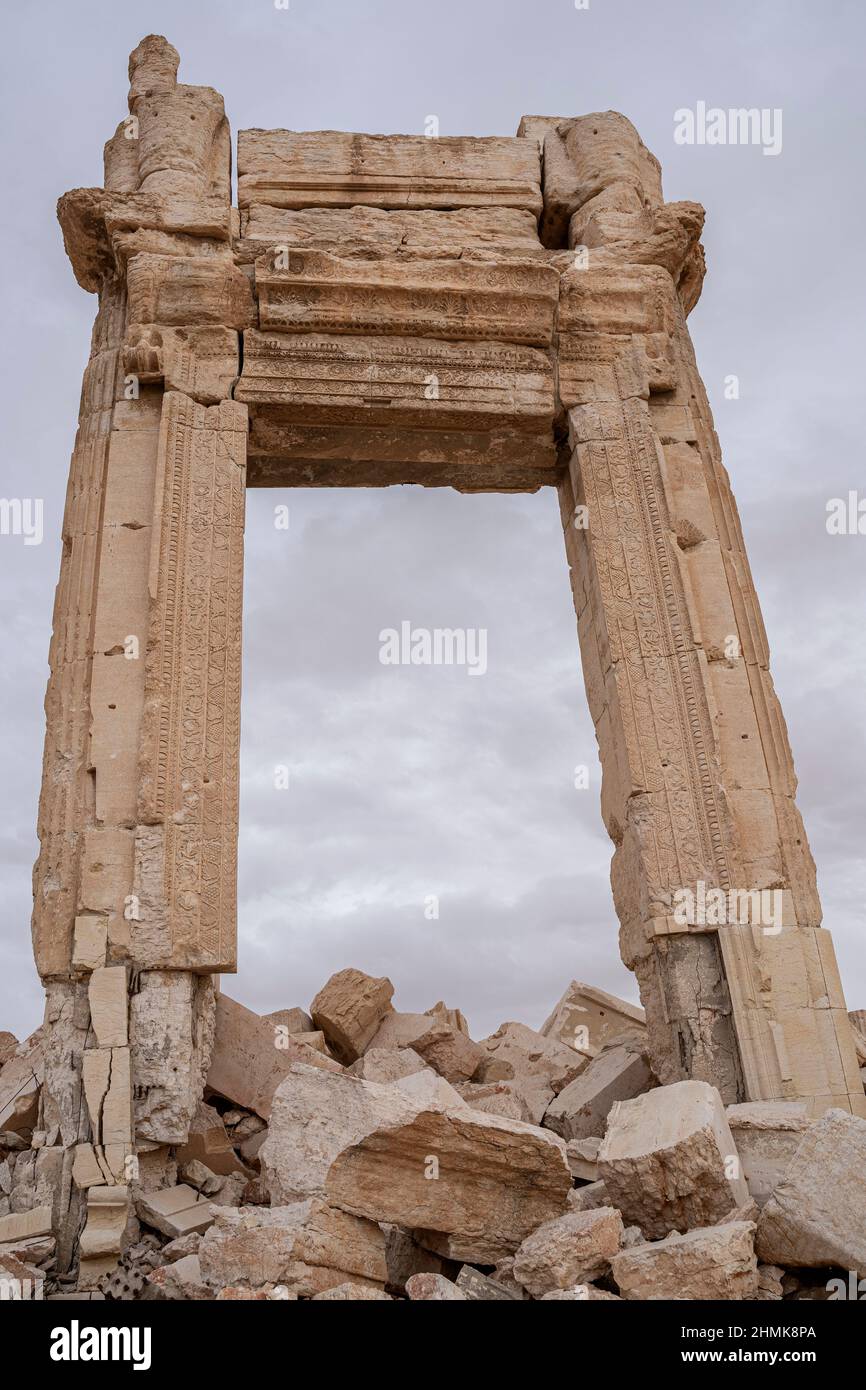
[2,974,865,1300]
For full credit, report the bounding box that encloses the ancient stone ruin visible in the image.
[2,34,864,1301]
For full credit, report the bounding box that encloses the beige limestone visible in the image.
[543,1035,654,1140]
[347,1047,430,1083]
[540,981,645,1052]
[262,1063,571,1263]
[136,1184,215,1239]
[405,1272,467,1301]
[366,1010,484,1084]
[176,1100,250,1177]
[755,1108,866,1272]
[309,968,394,1064]
[512,1206,623,1297]
[198,1200,387,1295]
[207,992,341,1119]
[612,1222,758,1300]
[725,1101,810,1207]
[598,1080,749,1238]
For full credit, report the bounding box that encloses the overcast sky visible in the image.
[1,0,864,1042]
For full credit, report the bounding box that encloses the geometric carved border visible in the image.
[134,392,247,970]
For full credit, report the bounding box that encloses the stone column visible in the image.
[535,113,864,1115]
[33,35,249,1282]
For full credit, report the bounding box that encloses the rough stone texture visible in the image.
[541,981,646,1053]
[309,969,394,1064]
[405,1272,467,1301]
[130,972,215,1145]
[611,1222,758,1301]
[365,1010,484,1084]
[0,1032,43,1137]
[175,1101,250,1177]
[512,1206,623,1297]
[382,1225,457,1295]
[543,1035,655,1140]
[725,1101,811,1207]
[136,1184,215,1239]
[261,1063,570,1263]
[347,1047,429,1084]
[474,1020,589,1122]
[598,1080,749,1238]
[198,1200,387,1296]
[755,1108,866,1273]
[566,1137,601,1181]
[207,992,341,1119]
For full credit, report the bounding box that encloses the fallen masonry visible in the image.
[3,963,865,1299]
[13,29,866,1302]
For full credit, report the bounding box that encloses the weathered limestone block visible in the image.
[725,1101,810,1207]
[198,1200,387,1296]
[0,1035,17,1069]
[136,1184,215,1240]
[348,1048,429,1083]
[382,1225,457,1296]
[264,1007,314,1035]
[540,980,645,1052]
[239,331,557,491]
[254,247,557,345]
[611,1222,758,1300]
[123,324,239,405]
[566,1137,601,1181]
[312,1282,393,1300]
[598,1080,749,1238]
[512,1207,623,1297]
[476,1021,589,1102]
[0,1033,43,1137]
[130,971,215,1144]
[175,1101,248,1177]
[72,918,108,972]
[132,393,247,972]
[78,1185,132,1289]
[126,35,230,203]
[310,968,394,1063]
[0,1206,53,1243]
[261,1063,571,1263]
[366,1010,484,1084]
[568,1180,610,1212]
[207,993,341,1119]
[146,1251,211,1300]
[238,204,544,262]
[126,253,253,329]
[543,1035,654,1140]
[755,1109,866,1273]
[82,1046,132,1152]
[237,130,542,215]
[455,1265,522,1300]
[406,1272,467,1301]
[455,1080,534,1124]
[88,967,128,1048]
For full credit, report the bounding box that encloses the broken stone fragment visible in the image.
[365,1010,484,1084]
[598,1079,749,1238]
[756,1263,785,1300]
[348,1047,429,1083]
[310,968,394,1064]
[264,1007,315,1034]
[755,1108,866,1273]
[207,993,341,1120]
[198,1199,387,1296]
[566,1136,600,1181]
[456,1081,534,1124]
[611,1221,758,1300]
[0,1033,18,1069]
[262,1062,571,1263]
[455,1265,522,1300]
[176,1100,250,1177]
[0,1204,52,1243]
[725,1101,810,1207]
[147,1252,212,1300]
[405,1272,467,1301]
[567,1179,610,1212]
[135,1184,215,1240]
[0,1033,43,1137]
[540,980,646,1053]
[312,1282,393,1300]
[382,1225,457,1295]
[88,966,128,1048]
[543,1034,654,1141]
[512,1206,623,1297]
[130,972,215,1145]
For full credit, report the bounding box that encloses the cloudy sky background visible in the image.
[1,0,864,1040]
